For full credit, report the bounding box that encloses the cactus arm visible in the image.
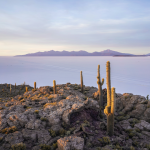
[101,78,104,85]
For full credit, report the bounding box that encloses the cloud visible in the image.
[0,0,150,55]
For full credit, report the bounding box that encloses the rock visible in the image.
[5,131,24,145]
[141,131,150,137]
[119,120,132,130]
[22,129,37,142]
[57,136,84,150]
[134,120,150,131]
[25,119,45,130]
[129,104,146,118]
[36,129,51,144]
[1,84,150,150]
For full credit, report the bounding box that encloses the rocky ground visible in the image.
[0,83,150,150]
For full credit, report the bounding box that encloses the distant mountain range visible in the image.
[14,49,149,56]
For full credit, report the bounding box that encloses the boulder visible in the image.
[57,136,84,150]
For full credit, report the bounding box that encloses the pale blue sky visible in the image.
[0,0,150,56]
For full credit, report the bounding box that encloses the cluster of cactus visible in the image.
[104,61,116,136]
[80,71,83,93]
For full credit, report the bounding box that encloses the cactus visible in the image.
[15,83,16,89]
[104,87,115,136]
[106,61,111,107]
[146,95,149,100]
[104,61,116,136]
[26,87,28,92]
[97,64,104,107]
[80,71,83,93]
[34,82,36,90]
[10,84,11,94]
[53,80,56,94]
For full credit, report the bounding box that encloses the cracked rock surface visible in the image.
[0,83,150,150]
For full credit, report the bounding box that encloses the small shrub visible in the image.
[66,130,70,135]
[18,96,23,100]
[98,136,110,146]
[26,106,32,109]
[11,142,26,150]
[86,142,92,147]
[133,106,136,110]
[39,144,51,150]
[20,99,25,102]
[48,129,56,137]
[0,126,17,134]
[146,144,150,150]
[0,107,3,110]
[116,116,124,121]
[83,96,88,100]
[135,128,141,132]
[5,103,9,107]
[132,140,138,146]
[115,144,122,150]
[125,96,128,99]
[44,102,57,108]
[52,142,57,149]
[130,146,135,150]
[59,128,66,136]
[41,117,48,122]
[128,132,135,138]
[0,137,3,142]
[34,110,39,114]
[147,105,150,108]
[44,94,49,97]
[62,95,66,99]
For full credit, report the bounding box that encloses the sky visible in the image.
[0,0,150,56]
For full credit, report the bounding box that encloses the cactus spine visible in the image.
[97,65,104,107]
[34,82,36,90]
[53,80,56,94]
[80,71,83,93]
[26,87,28,92]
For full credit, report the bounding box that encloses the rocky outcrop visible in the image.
[0,83,150,150]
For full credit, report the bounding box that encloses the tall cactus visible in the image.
[104,61,116,136]
[26,87,28,92]
[53,80,56,94]
[80,71,83,93]
[97,65,104,107]
[15,83,16,89]
[34,82,36,90]
[10,84,11,94]
[106,61,111,106]
[104,87,115,136]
